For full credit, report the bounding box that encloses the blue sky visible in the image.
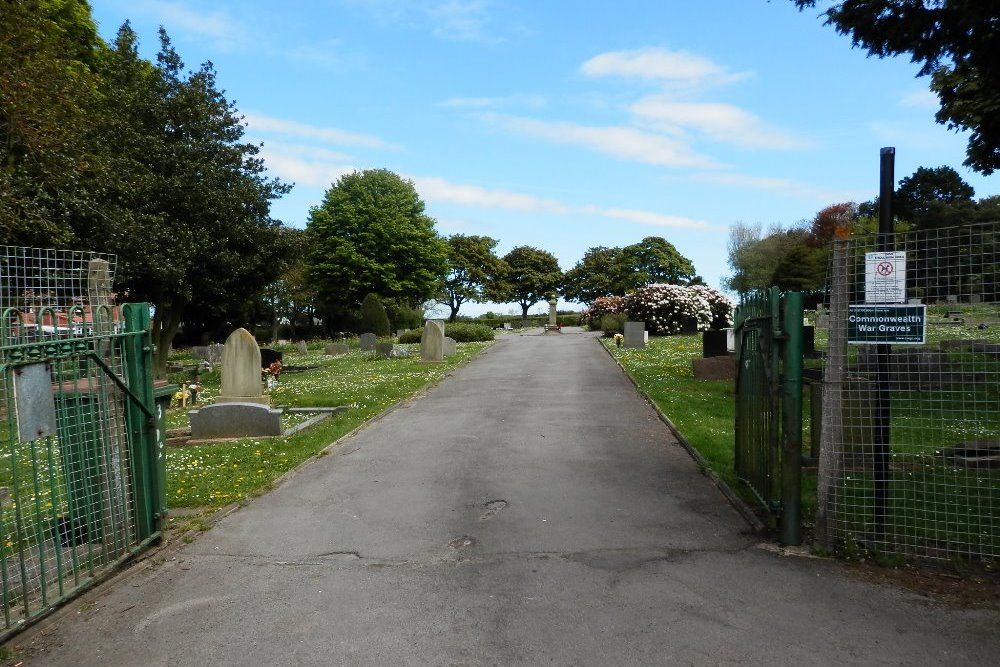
[89,0,998,316]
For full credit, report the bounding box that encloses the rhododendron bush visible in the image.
[583,285,733,335]
[580,295,627,327]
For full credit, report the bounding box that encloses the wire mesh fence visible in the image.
[0,246,146,631]
[817,222,1000,564]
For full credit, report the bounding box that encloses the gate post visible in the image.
[122,304,160,540]
[780,292,804,546]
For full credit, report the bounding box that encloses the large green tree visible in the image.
[794,1,1000,174]
[499,246,562,318]
[563,237,697,304]
[440,234,507,321]
[90,26,291,374]
[305,169,448,322]
[895,165,975,229]
[621,236,696,286]
[0,0,104,247]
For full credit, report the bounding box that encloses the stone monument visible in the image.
[443,336,457,357]
[189,328,283,439]
[360,333,377,353]
[420,320,444,363]
[624,321,646,349]
[548,296,558,327]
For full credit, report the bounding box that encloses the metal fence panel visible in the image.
[818,223,1000,563]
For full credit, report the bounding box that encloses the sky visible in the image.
[89,0,999,317]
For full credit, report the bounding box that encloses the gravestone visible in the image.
[189,328,283,440]
[360,333,377,353]
[970,294,982,304]
[325,342,349,356]
[443,336,457,357]
[725,328,736,353]
[624,321,646,349]
[295,340,308,354]
[391,347,410,358]
[375,342,393,358]
[218,329,267,404]
[503,322,512,330]
[420,320,444,363]
[207,343,224,364]
[946,294,959,304]
[702,329,727,358]
[396,329,405,339]
[259,348,283,371]
[191,346,210,361]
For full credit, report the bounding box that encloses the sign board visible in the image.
[865,251,906,303]
[848,304,926,344]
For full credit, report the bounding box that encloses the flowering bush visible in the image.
[688,285,734,330]
[581,295,627,328]
[625,284,712,335]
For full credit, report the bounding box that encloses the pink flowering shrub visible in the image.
[581,295,627,328]
[625,284,712,335]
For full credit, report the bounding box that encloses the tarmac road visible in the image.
[13,330,1000,665]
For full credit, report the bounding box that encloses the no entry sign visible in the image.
[865,251,906,303]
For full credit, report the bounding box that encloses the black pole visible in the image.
[874,147,894,542]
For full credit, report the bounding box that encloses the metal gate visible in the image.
[0,248,166,637]
[734,287,804,543]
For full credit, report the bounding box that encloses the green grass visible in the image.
[165,341,491,508]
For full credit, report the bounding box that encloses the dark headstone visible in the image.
[360,333,377,352]
[702,329,728,358]
[375,342,393,358]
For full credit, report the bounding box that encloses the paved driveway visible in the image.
[16,331,1000,665]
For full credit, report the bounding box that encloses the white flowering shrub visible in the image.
[625,284,712,335]
[688,285,734,330]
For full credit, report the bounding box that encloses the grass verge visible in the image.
[165,341,491,508]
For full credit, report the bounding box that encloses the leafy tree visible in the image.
[0,0,103,247]
[499,246,562,318]
[621,236,696,286]
[89,26,290,375]
[794,1,1000,173]
[305,169,448,323]
[562,246,634,304]
[895,165,975,229]
[440,234,507,321]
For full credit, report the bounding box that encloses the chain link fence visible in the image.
[817,222,1000,564]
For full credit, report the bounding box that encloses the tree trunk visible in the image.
[152,300,186,379]
[449,297,461,322]
[520,302,530,319]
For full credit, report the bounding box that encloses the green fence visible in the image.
[734,287,804,544]
[0,302,166,637]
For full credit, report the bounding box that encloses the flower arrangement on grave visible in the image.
[613,333,624,348]
[262,361,282,390]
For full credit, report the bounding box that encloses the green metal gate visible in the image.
[0,302,166,637]
[734,287,804,544]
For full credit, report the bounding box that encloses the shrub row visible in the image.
[397,322,495,344]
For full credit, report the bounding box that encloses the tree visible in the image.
[895,165,975,228]
[562,246,634,304]
[0,0,104,247]
[305,169,448,324]
[440,234,507,321]
[89,26,291,375]
[794,1,1000,173]
[499,246,562,318]
[562,238,698,304]
[621,236,696,286]
[359,293,390,336]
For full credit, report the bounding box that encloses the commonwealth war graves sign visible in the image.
[847,304,926,344]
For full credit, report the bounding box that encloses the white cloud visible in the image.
[137,1,247,50]
[900,88,938,110]
[428,0,495,42]
[581,47,749,86]
[257,143,356,187]
[485,114,720,169]
[690,172,866,203]
[413,175,714,230]
[630,99,811,150]
[243,112,399,150]
[413,176,572,213]
[440,94,547,109]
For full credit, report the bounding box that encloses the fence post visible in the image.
[781,291,804,546]
[816,240,849,549]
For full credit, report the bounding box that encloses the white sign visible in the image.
[865,251,906,304]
